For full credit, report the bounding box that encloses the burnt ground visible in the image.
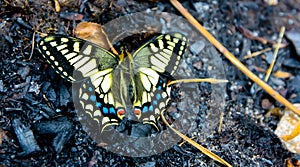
[1,0,300,166]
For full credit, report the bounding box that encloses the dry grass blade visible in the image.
[161,111,232,167]
[243,47,272,59]
[169,0,300,117]
[167,78,228,86]
[28,31,36,60]
[218,111,224,133]
[264,26,285,82]
[273,71,292,79]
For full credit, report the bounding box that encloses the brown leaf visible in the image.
[74,22,118,55]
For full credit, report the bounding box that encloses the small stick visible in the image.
[167,78,228,86]
[243,47,272,59]
[264,26,285,82]
[218,111,224,133]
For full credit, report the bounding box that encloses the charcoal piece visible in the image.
[240,38,252,58]
[265,51,274,64]
[286,31,300,57]
[12,119,41,155]
[28,81,40,94]
[287,76,300,103]
[23,95,40,105]
[46,88,57,102]
[191,1,210,13]
[282,58,300,69]
[48,68,56,80]
[130,123,154,137]
[17,66,31,80]
[39,105,56,117]
[24,76,31,93]
[59,84,70,106]
[190,40,205,55]
[138,161,156,167]
[4,35,13,44]
[13,82,29,89]
[0,80,4,92]
[16,17,32,29]
[41,82,51,93]
[33,117,73,153]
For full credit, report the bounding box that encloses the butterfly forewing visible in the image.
[38,35,81,81]
[133,33,187,76]
[38,35,119,81]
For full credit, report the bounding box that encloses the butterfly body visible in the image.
[38,33,187,132]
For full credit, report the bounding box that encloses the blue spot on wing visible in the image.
[90,95,96,101]
[142,106,149,113]
[88,87,93,92]
[149,105,153,111]
[109,107,116,114]
[96,102,101,107]
[103,107,108,114]
[156,94,161,100]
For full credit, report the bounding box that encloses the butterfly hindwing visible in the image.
[76,78,120,131]
[133,68,171,127]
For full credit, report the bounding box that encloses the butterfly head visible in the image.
[120,46,134,63]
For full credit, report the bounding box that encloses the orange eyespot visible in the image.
[134,109,141,116]
[117,109,126,117]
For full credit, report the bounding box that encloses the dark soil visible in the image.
[1,0,300,166]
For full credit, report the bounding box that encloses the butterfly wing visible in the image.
[38,35,118,81]
[38,35,124,131]
[132,33,187,127]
